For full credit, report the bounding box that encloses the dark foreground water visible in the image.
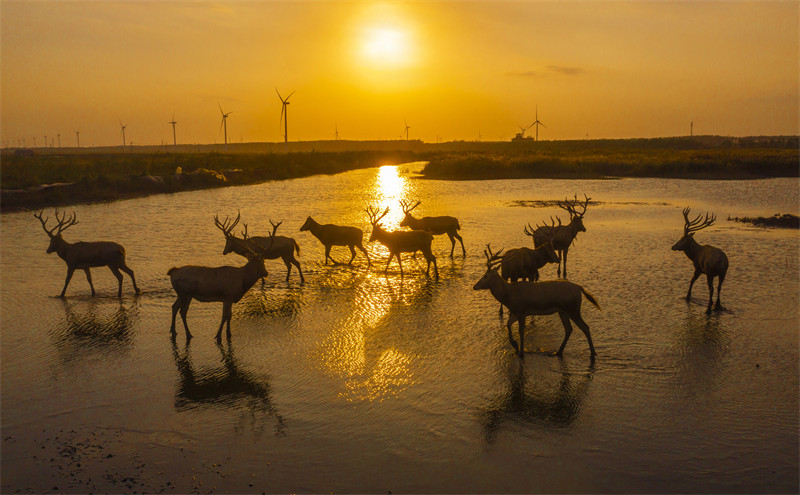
[2,165,798,493]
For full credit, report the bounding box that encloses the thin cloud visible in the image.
[506,66,586,78]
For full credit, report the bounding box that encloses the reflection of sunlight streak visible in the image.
[317,274,419,402]
[375,165,409,230]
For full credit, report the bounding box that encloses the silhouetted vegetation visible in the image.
[728,214,800,229]
[420,146,799,180]
[0,150,419,211]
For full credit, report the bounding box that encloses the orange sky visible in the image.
[2,1,798,147]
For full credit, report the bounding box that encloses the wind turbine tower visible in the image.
[404,119,411,141]
[690,121,694,137]
[169,112,177,146]
[530,106,547,141]
[276,88,295,143]
[119,121,127,151]
[518,123,533,138]
[75,130,80,148]
[218,104,232,145]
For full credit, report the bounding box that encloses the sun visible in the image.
[362,27,409,66]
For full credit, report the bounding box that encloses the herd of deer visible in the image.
[34,194,729,359]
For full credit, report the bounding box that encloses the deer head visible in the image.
[672,207,715,251]
[216,211,242,255]
[473,243,504,290]
[398,200,421,227]
[365,206,390,242]
[34,209,79,253]
[558,194,591,231]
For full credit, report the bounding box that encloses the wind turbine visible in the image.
[334,124,340,141]
[517,123,533,138]
[169,112,177,146]
[530,105,547,141]
[75,130,80,148]
[276,88,295,143]
[690,121,694,137]
[404,119,411,141]
[218,103,232,145]
[119,120,127,150]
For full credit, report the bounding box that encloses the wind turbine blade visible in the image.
[218,102,225,116]
[541,122,547,128]
[276,87,283,101]
[280,105,285,125]
[286,90,295,101]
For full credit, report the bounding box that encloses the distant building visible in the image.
[511,133,534,143]
[14,149,34,157]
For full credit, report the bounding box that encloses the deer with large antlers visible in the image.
[474,244,599,359]
[366,206,438,279]
[169,216,271,341]
[671,207,729,314]
[299,216,370,265]
[34,209,141,297]
[399,200,465,257]
[215,212,304,283]
[531,194,591,278]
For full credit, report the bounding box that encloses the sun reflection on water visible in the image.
[373,165,411,230]
[316,272,423,403]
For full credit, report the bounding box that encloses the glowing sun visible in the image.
[360,27,412,69]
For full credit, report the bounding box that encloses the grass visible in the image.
[420,147,799,180]
[0,150,420,211]
[728,214,800,229]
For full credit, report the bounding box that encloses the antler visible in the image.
[365,206,390,225]
[484,243,505,267]
[682,207,715,235]
[558,194,591,218]
[213,210,241,238]
[399,199,421,214]
[35,209,78,237]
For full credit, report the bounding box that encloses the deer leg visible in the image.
[216,302,232,342]
[282,256,292,282]
[556,251,563,278]
[348,245,357,264]
[119,265,141,295]
[505,314,519,353]
[170,298,181,335]
[517,315,526,358]
[561,248,569,278]
[571,312,597,358]
[447,233,456,257]
[83,269,97,296]
[60,267,76,297]
[324,245,333,265]
[108,266,124,297]
[705,274,715,315]
[431,255,438,280]
[499,302,504,317]
[358,243,371,265]
[715,272,726,311]
[687,269,701,301]
[396,254,404,278]
[179,297,192,339]
[454,232,466,256]
[225,302,233,339]
[555,311,574,356]
[384,253,393,273]
[294,259,305,284]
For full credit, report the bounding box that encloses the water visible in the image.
[2,165,798,493]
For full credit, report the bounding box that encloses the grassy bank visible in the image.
[420,147,799,180]
[0,150,419,212]
[728,214,800,229]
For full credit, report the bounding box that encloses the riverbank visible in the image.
[419,147,799,180]
[0,150,420,212]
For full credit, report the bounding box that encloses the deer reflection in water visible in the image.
[171,339,286,437]
[51,298,138,365]
[674,309,730,400]
[480,358,594,445]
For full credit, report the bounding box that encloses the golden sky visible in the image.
[2,1,798,147]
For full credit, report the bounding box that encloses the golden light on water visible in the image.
[374,165,409,230]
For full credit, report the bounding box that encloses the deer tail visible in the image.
[167,267,178,276]
[456,220,461,231]
[293,240,300,256]
[581,288,601,311]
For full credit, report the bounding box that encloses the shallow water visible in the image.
[2,165,798,493]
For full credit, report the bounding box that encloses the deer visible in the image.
[34,209,141,298]
[493,224,560,316]
[168,218,271,342]
[531,194,591,278]
[215,211,304,284]
[399,199,465,257]
[299,216,371,265]
[671,207,729,314]
[474,244,599,359]
[366,206,438,279]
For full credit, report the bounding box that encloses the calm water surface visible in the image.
[2,165,798,493]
